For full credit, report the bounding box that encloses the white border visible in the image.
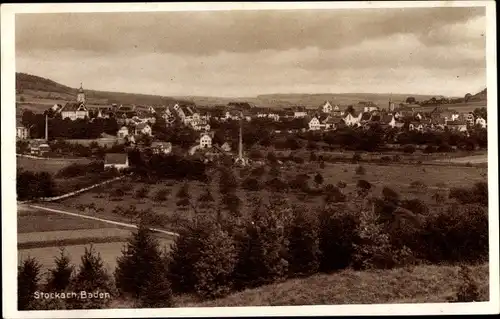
[2,2,498,318]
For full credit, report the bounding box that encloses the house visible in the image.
[293,111,307,118]
[414,112,423,121]
[16,124,29,140]
[308,116,321,131]
[432,117,446,129]
[324,116,345,130]
[465,112,475,126]
[104,153,129,170]
[321,101,334,113]
[332,105,344,117]
[29,140,50,156]
[117,126,129,138]
[199,132,213,148]
[151,141,172,154]
[220,142,232,152]
[446,120,468,132]
[59,102,89,120]
[134,123,152,136]
[344,112,362,126]
[363,105,379,113]
[409,122,424,132]
[380,114,396,128]
[475,116,487,128]
[439,110,460,122]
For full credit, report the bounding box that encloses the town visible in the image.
[17,83,488,168]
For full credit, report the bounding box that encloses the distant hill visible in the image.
[16,72,189,112]
[470,88,487,101]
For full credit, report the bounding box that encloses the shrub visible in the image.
[319,161,325,169]
[288,174,309,190]
[309,151,317,162]
[135,186,149,199]
[18,257,42,310]
[323,184,346,203]
[250,166,266,178]
[355,165,366,175]
[352,153,362,163]
[336,181,347,189]
[47,248,74,291]
[392,154,402,162]
[403,144,416,154]
[176,183,190,200]
[115,223,173,307]
[449,182,489,207]
[382,186,400,204]
[318,208,358,272]
[356,179,372,197]
[409,180,426,190]
[221,192,242,217]
[266,177,289,193]
[400,198,429,215]
[154,188,170,202]
[287,208,321,277]
[219,169,238,194]
[314,172,324,186]
[419,204,488,263]
[242,177,261,192]
[423,145,436,154]
[452,265,481,302]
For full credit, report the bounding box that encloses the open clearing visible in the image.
[433,154,488,164]
[17,205,174,274]
[17,156,90,174]
[180,263,489,307]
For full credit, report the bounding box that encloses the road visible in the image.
[26,204,179,237]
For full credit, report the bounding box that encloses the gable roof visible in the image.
[105,153,128,165]
[59,102,87,113]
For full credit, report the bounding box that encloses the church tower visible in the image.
[77,83,86,104]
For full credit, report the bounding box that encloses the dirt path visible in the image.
[26,204,179,237]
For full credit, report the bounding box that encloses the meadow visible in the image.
[42,159,488,236]
[179,263,489,306]
[17,205,174,275]
[17,156,91,175]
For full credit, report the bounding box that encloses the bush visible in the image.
[287,208,321,277]
[352,153,362,163]
[403,145,416,154]
[423,145,436,154]
[323,184,346,203]
[336,181,347,189]
[154,188,170,202]
[221,192,242,217]
[409,180,426,190]
[17,170,56,200]
[250,166,266,178]
[356,179,372,197]
[450,182,487,206]
[355,165,366,175]
[382,186,400,204]
[418,204,488,263]
[242,177,261,192]
[318,208,358,272]
[452,265,481,302]
[176,183,190,200]
[314,172,324,186]
[135,186,149,199]
[400,198,429,215]
[219,168,238,195]
[266,177,289,193]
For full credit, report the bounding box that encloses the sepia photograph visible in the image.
[2,1,499,318]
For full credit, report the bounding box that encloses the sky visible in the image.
[15,7,487,98]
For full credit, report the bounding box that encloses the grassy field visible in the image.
[17,156,91,174]
[433,154,488,164]
[178,263,489,306]
[43,159,488,235]
[17,205,174,275]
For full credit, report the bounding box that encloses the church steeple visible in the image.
[77,82,86,104]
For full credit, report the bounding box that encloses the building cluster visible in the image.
[306,101,487,133]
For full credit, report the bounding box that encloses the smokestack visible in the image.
[45,114,48,141]
[238,111,243,159]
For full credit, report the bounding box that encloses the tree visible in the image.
[18,257,42,310]
[219,168,238,195]
[405,97,416,104]
[356,179,372,197]
[287,208,321,277]
[154,188,169,202]
[355,165,366,175]
[382,186,400,204]
[345,105,355,115]
[71,245,113,298]
[314,173,324,187]
[47,248,74,291]
[114,223,173,307]
[221,192,242,217]
[464,93,472,102]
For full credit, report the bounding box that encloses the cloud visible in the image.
[16,7,485,55]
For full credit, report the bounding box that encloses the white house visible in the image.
[409,122,424,132]
[344,112,362,126]
[59,103,89,121]
[104,153,129,170]
[294,111,307,118]
[363,105,379,113]
[117,126,129,138]
[321,101,334,113]
[151,141,172,154]
[414,112,423,121]
[135,123,152,136]
[475,116,487,128]
[308,117,321,131]
[17,125,29,140]
[200,133,213,148]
